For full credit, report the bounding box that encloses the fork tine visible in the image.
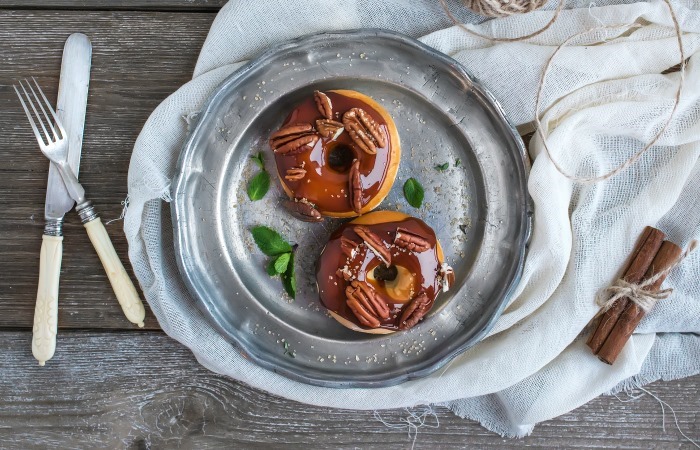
[14,84,46,147]
[18,80,52,146]
[26,78,61,142]
[32,77,66,140]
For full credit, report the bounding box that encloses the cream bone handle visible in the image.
[32,235,63,366]
[82,216,145,327]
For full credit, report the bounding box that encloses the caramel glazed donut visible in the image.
[317,211,455,333]
[269,90,401,221]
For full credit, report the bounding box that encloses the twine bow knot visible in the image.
[597,277,673,313]
[596,240,697,313]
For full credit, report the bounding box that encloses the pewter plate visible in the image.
[172,29,530,388]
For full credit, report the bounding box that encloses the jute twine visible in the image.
[440,0,686,183]
[596,240,698,313]
[463,0,548,17]
[439,0,565,42]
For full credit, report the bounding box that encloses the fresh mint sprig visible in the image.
[250,152,265,169]
[403,177,425,209]
[250,226,296,299]
[283,341,295,358]
[247,152,270,201]
[281,251,296,299]
[247,171,270,201]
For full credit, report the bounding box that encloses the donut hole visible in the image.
[326,142,356,173]
[368,264,414,303]
[373,264,398,282]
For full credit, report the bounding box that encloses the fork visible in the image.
[15,78,146,329]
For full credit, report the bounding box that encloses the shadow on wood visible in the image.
[0,331,697,449]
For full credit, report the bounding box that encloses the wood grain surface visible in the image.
[0,331,697,449]
[0,4,698,448]
[0,10,215,329]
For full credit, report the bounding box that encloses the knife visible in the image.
[32,33,92,366]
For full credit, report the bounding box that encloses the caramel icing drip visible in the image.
[317,217,443,331]
[273,91,391,213]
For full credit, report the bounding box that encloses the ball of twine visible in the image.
[439,0,564,42]
[462,0,548,18]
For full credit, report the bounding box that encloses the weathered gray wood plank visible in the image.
[0,10,216,329]
[0,0,226,10]
[0,330,697,449]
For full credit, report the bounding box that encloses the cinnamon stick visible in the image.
[596,240,682,365]
[586,226,665,353]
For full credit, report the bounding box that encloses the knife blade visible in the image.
[32,33,92,366]
[45,33,92,227]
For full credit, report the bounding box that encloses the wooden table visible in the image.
[1,2,698,448]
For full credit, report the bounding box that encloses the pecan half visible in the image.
[398,291,431,330]
[353,225,391,266]
[314,91,333,119]
[346,280,390,327]
[348,159,362,214]
[270,123,312,141]
[282,199,323,222]
[284,167,306,181]
[342,108,387,155]
[269,123,319,155]
[315,119,344,140]
[340,236,359,259]
[394,227,431,252]
[439,263,455,293]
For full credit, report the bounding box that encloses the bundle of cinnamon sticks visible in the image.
[587,226,682,364]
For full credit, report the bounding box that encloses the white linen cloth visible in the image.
[125,0,700,437]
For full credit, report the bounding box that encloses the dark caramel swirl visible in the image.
[273,91,392,215]
[317,215,448,331]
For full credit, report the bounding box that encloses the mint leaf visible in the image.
[267,253,291,275]
[435,162,449,171]
[251,226,292,256]
[247,170,270,201]
[281,251,296,299]
[403,178,425,209]
[251,152,265,169]
[455,158,461,167]
[267,259,279,276]
[273,252,291,274]
[252,226,295,298]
